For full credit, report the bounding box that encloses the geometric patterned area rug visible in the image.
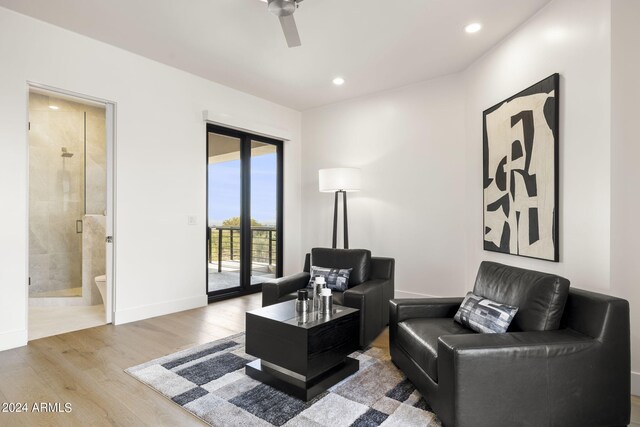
[126,333,441,427]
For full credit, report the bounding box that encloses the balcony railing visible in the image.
[208,226,277,273]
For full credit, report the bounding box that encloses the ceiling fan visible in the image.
[267,0,304,48]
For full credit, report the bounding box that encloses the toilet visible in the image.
[95,275,107,304]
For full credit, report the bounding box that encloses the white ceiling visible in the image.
[0,0,551,110]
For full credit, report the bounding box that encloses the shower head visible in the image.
[61,147,74,158]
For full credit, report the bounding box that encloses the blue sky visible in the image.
[208,153,277,225]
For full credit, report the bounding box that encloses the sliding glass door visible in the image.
[249,140,280,288]
[206,124,283,301]
[207,132,242,292]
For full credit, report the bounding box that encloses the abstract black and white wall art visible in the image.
[483,74,559,262]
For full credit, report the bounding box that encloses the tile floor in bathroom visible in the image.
[28,305,106,340]
[29,286,83,298]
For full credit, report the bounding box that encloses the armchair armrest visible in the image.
[262,272,310,307]
[344,279,386,306]
[389,298,463,342]
[390,297,464,324]
[344,279,388,347]
[436,330,602,426]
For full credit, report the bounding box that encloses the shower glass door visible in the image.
[206,125,283,301]
[28,90,107,304]
[29,92,86,298]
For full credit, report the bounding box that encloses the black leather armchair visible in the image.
[262,248,395,348]
[390,261,630,427]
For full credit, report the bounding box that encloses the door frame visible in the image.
[26,82,117,327]
[206,123,283,303]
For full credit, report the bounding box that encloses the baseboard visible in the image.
[114,294,207,325]
[394,289,437,299]
[632,371,640,397]
[0,329,28,352]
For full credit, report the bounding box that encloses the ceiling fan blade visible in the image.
[279,14,301,48]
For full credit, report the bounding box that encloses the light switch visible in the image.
[187,215,197,225]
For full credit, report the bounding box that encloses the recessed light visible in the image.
[465,23,482,34]
[48,105,59,110]
[332,77,345,86]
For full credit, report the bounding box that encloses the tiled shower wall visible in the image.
[28,92,106,297]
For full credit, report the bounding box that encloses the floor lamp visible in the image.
[318,168,361,249]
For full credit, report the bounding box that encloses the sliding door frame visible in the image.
[206,123,283,303]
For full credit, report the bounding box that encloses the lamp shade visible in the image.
[319,168,361,192]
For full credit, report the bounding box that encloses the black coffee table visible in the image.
[245,300,360,401]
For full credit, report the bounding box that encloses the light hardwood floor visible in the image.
[0,294,637,426]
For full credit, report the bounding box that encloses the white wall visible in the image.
[0,7,302,350]
[302,0,640,393]
[301,0,610,295]
[465,0,640,395]
[611,0,640,397]
[463,0,611,289]
[301,75,467,297]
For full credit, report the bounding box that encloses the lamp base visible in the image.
[332,190,349,249]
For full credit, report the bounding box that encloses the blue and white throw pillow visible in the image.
[454,292,519,334]
[308,266,352,292]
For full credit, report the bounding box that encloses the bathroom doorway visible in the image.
[27,85,115,340]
